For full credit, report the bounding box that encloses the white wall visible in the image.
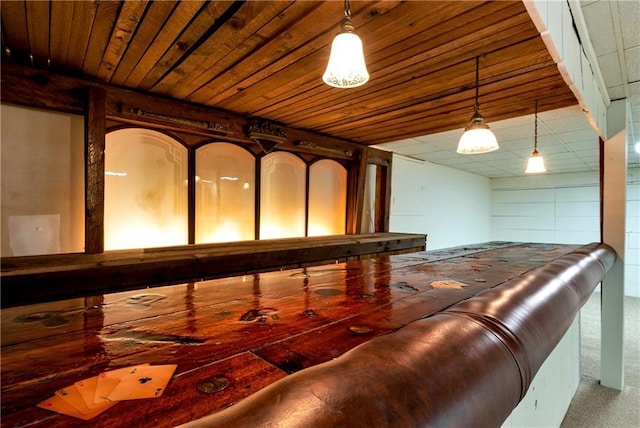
[502,317,581,428]
[389,155,491,249]
[491,171,600,244]
[625,169,640,298]
[492,169,640,298]
[388,159,638,428]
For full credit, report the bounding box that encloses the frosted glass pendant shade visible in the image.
[456,112,499,154]
[525,151,547,173]
[323,24,369,88]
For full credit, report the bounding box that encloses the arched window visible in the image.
[260,152,306,239]
[308,160,347,236]
[196,143,255,243]
[104,129,188,250]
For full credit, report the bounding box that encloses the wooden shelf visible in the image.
[0,233,426,307]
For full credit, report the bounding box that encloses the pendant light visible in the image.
[525,101,547,174]
[322,0,369,88]
[457,56,499,154]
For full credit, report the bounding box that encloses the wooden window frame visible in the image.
[0,64,426,307]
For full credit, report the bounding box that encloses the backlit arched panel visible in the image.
[260,152,306,239]
[196,143,255,243]
[308,160,347,236]
[105,129,188,250]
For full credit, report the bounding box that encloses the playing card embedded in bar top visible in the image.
[107,364,177,401]
[37,394,117,420]
[36,363,177,420]
[94,364,150,404]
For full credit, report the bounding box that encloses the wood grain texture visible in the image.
[1,0,578,145]
[1,233,426,307]
[0,242,583,427]
[24,0,49,63]
[85,87,106,254]
[96,1,148,82]
[1,1,30,54]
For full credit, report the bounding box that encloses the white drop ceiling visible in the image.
[378,0,640,178]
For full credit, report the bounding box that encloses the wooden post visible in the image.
[375,162,392,233]
[351,148,369,234]
[85,86,106,254]
[188,147,196,244]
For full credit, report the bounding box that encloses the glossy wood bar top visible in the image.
[1,242,583,427]
[1,233,426,307]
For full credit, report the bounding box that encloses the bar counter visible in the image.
[0,241,614,427]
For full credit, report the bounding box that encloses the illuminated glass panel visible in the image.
[196,143,255,243]
[260,152,306,239]
[0,104,84,256]
[361,164,376,233]
[105,129,188,250]
[308,160,347,236]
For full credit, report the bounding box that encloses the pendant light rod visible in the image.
[341,0,354,32]
[533,100,539,153]
[474,56,480,114]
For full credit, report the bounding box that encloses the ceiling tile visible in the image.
[625,46,640,82]
[418,150,455,161]
[608,85,626,99]
[553,129,599,144]
[538,145,574,155]
[503,139,536,150]
[493,126,534,141]
[598,51,624,87]
[582,1,617,56]
[541,117,592,134]
[619,1,640,49]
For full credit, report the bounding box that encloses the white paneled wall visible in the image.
[491,169,639,297]
[389,155,491,249]
[389,161,638,427]
[502,317,581,428]
[390,158,638,297]
[491,178,600,245]
[626,169,640,297]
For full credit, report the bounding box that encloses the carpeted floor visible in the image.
[560,292,640,428]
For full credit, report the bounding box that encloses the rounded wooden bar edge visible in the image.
[177,243,616,428]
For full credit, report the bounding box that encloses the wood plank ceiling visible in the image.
[0,0,578,146]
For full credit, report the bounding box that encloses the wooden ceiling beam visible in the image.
[96,1,151,82]
[135,1,237,92]
[49,1,74,66]
[321,72,570,139]
[153,1,295,98]
[1,1,576,147]
[190,1,402,107]
[353,92,577,145]
[244,19,540,127]
[25,0,49,62]
[0,1,29,54]
[278,39,555,132]
[81,0,121,77]
[216,1,498,117]
[331,73,576,144]
[118,1,204,88]
[172,1,325,102]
